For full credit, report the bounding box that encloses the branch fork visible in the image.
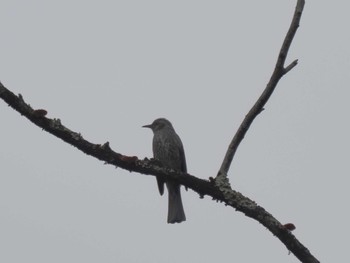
[0,1,319,262]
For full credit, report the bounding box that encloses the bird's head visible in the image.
[142,118,174,132]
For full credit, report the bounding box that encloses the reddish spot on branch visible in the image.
[32,109,48,117]
[283,223,296,231]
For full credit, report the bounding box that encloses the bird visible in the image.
[143,118,187,223]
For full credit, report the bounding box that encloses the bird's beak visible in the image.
[142,124,152,128]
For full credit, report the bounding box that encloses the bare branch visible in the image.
[0,1,317,262]
[218,0,305,178]
[284,59,299,74]
[0,79,319,263]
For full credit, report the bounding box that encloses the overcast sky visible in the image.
[1,1,348,262]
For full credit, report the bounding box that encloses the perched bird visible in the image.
[143,118,187,223]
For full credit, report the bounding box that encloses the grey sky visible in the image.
[1,1,348,262]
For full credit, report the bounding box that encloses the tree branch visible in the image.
[1,1,318,262]
[218,0,305,178]
[1,80,318,263]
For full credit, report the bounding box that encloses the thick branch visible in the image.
[0,81,319,263]
[218,0,305,177]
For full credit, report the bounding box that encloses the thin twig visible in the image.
[218,0,305,178]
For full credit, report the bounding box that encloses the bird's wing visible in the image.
[179,143,187,173]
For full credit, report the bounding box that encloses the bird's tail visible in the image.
[167,183,186,224]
